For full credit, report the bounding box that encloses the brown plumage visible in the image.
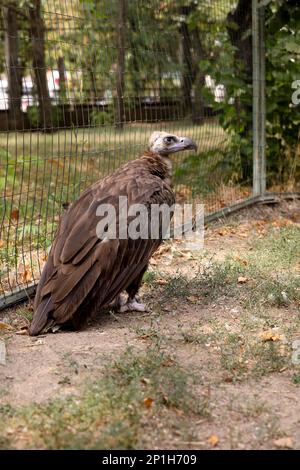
[29,132,197,335]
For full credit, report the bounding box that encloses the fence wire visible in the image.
[0,0,298,303]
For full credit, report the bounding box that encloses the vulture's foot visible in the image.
[118,295,147,313]
[44,324,61,334]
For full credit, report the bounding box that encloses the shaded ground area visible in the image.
[0,198,300,450]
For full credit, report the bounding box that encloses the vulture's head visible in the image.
[148,131,198,156]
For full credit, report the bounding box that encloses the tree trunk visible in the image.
[128,14,140,97]
[29,0,52,130]
[179,5,205,123]
[57,56,66,104]
[3,3,23,130]
[115,0,127,129]
[227,0,252,180]
[179,6,194,114]
[191,27,206,124]
[227,0,252,76]
[88,61,98,104]
[192,72,206,124]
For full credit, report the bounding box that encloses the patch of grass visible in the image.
[134,326,161,341]
[0,345,209,449]
[62,353,80,375]
[156,226,300,311]
[199,266,300,311]
[142,270,157,286]
[0,436,12,450]
[0,389,9,400]
[0,404,15,418]
[251,342,288,377]
[220,334,289,381]
[291,369,300,385]
[247,277,300,309]
[220,333,249,379]
[252,226,300,271]
[15,307,33,323]
[229,396,269,418]
[162,273,190,298]
[181,329,214,346]
[112,347,205,413]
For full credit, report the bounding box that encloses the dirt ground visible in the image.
[0,198,300,450]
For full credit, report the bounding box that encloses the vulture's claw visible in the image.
[118,297,147,313]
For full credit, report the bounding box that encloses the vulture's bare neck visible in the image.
[143,151,173,185]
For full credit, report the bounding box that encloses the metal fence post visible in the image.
[259,4,266,194]
[252,0,266,196]
[252,0,260,195]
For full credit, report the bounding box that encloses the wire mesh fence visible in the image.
[0,0,299,304]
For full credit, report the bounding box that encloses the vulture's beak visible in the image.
[169,137,198,154]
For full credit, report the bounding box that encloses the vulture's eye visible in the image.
[165,136,174,144]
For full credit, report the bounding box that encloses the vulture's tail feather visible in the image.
[29,295,54,336]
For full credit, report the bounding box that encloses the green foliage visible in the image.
[26,106,39,128]
[265,2,300,186]
[27,106,62,129]
[90,108,114,127]
[201,0,300,186]
[292,370,300,385]
[174,146,242,196]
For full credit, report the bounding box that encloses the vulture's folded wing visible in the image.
[30,164,174,335]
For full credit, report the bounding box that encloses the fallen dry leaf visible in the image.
[237,276,248,284]
[156,279,168,285]
[274,437,293,449]
[26,302,34,312]
[208,434,219,447]
[20,270,33,283]
[186,295,198,303]
[235,256,248,266]
[10,209,19,221]
[162,357,175,367]
[260,331,282,342]
[143,397,154,409]
[138,334,152,340]
[272,219,294,228]
[141,377,150,385]
[218,228,228,236]
[0,239,4,248]
[0,321,13,330]
[156,245,171,256]
[223,374,233,383]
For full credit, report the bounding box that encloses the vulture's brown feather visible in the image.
[29,132,197,335]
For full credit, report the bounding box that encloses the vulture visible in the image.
[29,131,197,335]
